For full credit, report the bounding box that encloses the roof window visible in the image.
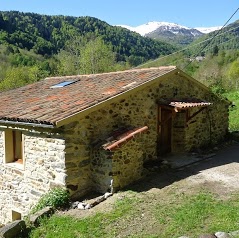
[50,80,76,89]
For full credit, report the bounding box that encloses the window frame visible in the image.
[4,129,25,169]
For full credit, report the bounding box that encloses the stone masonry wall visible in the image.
[185,100,228,152]
[91,137,144,193]
[63,121,93,199]
[0,128,66,225]
[110,139,144,191]
[63,72,229,197]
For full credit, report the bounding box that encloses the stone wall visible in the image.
[185,99,229,152]
[0,128,66,224]
[63,121,93,200]
[91,137,144,193]
[63,72,229,197]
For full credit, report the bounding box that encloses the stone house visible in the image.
[0,66,229,224]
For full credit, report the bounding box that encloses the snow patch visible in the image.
[195,26,222,34]
[117,21,190,36]
[117,21,222,36]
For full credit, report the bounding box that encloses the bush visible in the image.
[31,188,70,213]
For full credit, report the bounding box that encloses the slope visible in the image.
[0,11,177,64]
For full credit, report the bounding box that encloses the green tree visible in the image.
[57,36,116,75]
[228,59,239,89]
[79,37,116,74]
[57,49,79,75]
[57,35,86,75]
[0,66,44,91]
[212,45,219,56]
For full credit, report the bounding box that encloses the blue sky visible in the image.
[1,0,239,28]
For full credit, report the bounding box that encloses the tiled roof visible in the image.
[158,98,212,110]
[0,66,177,127]
[102,126,149,151]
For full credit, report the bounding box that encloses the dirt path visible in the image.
[61,142,239,219]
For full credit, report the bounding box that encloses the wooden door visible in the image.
[158,108,172,155]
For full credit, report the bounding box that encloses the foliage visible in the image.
[79,37,116,74]
[0,11,176,64]
[0,11,239,92]
[223,91,239,131]
[57,35,117,75]
[0,65,45,91]
[31,188,70,213]
[189,19,239,56]
[227,59,239,90]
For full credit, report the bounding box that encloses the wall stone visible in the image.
[0,128,66,224]
[91,137,144,193]
[63,73,229,197]
[63,120,93,199]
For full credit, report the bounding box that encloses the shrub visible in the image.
[31,188,70,213]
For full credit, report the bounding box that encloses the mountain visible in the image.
[119,21,221,46]
[195,26,222,34]
[118,21,221,36]
[0,11,177,65]
[192,19,239,53]
[145,22,204,46]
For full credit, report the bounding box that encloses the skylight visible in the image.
[50,80,76,89]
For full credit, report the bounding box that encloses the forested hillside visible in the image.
[191,20,239,54]
[0,10,239,94]
[0,11,175,63]
[0,11,180,91]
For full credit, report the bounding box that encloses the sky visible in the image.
[1,0,239,28]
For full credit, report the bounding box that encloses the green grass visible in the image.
[28,194,138,238]
[26,191,239,238]
[154,192,239,238]
[223,91,239,131]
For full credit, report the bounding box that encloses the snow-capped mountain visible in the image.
[118,21,220,46]
[119,21,190,36]
[119,22,189,36]
[118,21,220,36]
[195,26,222,34]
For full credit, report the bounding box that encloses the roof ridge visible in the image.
[44,66,177,80]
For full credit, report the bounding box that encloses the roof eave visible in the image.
[0,120,55,129]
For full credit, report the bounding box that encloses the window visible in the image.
[4,129,24,165]
[12,210,21,221]
[50,80,76,88]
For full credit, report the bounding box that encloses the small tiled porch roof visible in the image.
[102,126,149,151]
[158,98,212,110]
[0,66,178,127]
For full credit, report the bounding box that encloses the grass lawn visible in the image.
[26,191,239,238]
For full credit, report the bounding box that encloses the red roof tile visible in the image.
[103,126,149,151]
[158,98,212,109]
[0,67,177,127]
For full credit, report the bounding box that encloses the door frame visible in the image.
[157,106,173,155]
